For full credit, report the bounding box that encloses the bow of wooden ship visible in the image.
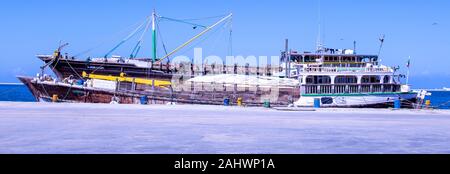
[17,72,300,107]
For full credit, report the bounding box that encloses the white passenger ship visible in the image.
[281,46,419,108]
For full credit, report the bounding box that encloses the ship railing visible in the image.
[299,67,393,73]
[302,83,400,94]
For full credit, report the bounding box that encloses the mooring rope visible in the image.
[65,59,84,79]
[39,82,51,100]
[61,84,73,101]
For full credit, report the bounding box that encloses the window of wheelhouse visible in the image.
[335,76,358,84]
[291,55,302,63]
[362,57,371,63]
[303,55,318,63]
[383,76,390,84]
[361,75,381,84]
[306,76,332,84]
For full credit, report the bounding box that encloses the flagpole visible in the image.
[406,56,411,85]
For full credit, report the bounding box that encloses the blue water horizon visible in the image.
[0,84,35,102]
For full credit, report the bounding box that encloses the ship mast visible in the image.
[152,10,157,63]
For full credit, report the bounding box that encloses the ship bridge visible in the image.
[286,51,380,67]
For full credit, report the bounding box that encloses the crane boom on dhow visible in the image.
[155,13,233,64]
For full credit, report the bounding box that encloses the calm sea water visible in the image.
[424,91,450,110]
[0,84,449,109]
[0,84,35,102]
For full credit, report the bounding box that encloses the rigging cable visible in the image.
[174,14,228,21]
[73,16,150,58]
[89,17,153,75]
[159,16,207,29]
[203,19,229,57]
[39,82,52,101]
[61,84,74,101]
[228,16,233,56]
[174,20,230,61]
[65,60,84,79]
[104,17,150,58]
[130,16,153,58]
[156,17,170,62]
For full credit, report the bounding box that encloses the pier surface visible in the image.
[1,102,450,154]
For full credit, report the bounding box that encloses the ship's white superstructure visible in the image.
[280,47,419,108]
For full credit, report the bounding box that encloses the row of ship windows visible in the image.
[290,56,376,63]
[302,75,391,84]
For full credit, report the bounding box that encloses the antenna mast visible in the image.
[316,0,323,52]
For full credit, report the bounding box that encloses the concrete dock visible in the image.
[1,102,450,154]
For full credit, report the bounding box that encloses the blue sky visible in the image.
[0,0,449,88]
